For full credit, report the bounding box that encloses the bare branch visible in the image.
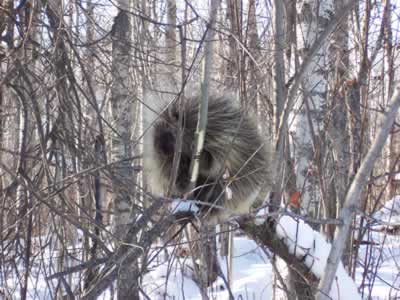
[275,0,356,153]
[316,85,400,299]
[188,0,220,188]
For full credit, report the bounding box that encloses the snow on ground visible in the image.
[143,224,398,300]
[1,236,83,300]
[2,215,399,299]
[143,237,273,299]
[355,229,400,299]
[354,196,400,300]
[372,195,400,230]
[142,208,397,300]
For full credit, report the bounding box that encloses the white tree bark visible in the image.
[154,0,178,94]
[110,4,138,298]
[293,0,333,215]
[110,11,133,234]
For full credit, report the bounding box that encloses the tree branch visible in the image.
[275,0,356,153]
[316,85,400,299]
[188,0,219,188]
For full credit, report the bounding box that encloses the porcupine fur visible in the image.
[143,94,274,223]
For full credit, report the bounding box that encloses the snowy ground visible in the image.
[142,237,273,300]
[1,224,399,299]
[141,233,399,299]
[355,230,400,299]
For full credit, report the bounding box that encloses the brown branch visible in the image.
[81,198,171,299]
[238,216,319,293]
[317,85,400,299]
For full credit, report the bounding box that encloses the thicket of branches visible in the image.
[0,0,399,299]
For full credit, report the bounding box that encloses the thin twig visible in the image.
[316,85,400,299]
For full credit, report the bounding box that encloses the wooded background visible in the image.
[0,0,399,299]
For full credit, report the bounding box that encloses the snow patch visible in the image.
[373,195,400,227]
[276,215,361,300]
[171,199,200,215]
[143,237,272,299]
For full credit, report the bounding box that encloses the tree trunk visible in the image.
[384,0,399,199]
[326,0,350,241]
[110,7,139,299]
[293,0,333,216]
[224,0,240,92]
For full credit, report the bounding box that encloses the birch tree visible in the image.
[110,1,139,298]
[1,1,400,298]
[385,0,400,198]
[293,0,334,216]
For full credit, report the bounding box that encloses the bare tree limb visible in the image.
[186,1,220,297]
[188,0,219,188]
[81,198,169,299]
[316,85,400,299]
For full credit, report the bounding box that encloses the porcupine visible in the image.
[143,94,274,223]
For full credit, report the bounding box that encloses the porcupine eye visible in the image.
[168,104,185,127]
[200,150,214,174]
[154,126,175,157]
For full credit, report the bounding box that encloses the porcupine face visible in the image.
[152,108,215,195]
[146,95,273,222]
